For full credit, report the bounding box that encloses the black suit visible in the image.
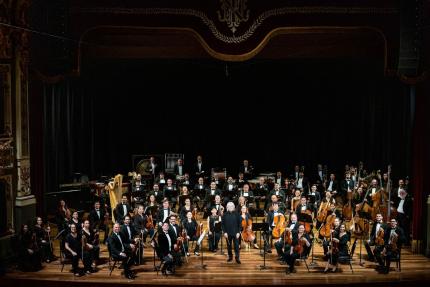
[109,232,132,274]
[114,203,132,224]
[239,165,254,180]
[222,211,241,259]
[194,162,207,178]
[395,196,412,244]
[157,208,172,226]
[120,224,137,245]
[173,164,186,177]
[340,179,355,202]
[88,208,110,243]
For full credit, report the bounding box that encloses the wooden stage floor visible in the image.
[2,236,430,287]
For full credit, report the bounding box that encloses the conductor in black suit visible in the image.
[222,202,242,264]
[114,194,132,224]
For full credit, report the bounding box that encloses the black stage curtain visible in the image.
[41,59,412,194]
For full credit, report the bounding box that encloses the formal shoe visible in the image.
[194,252,200,256]
[235,258,241,264]
[279,261,287,265]
[227,258,233,262]
[253,244,259,249]
[266,249,272,253]
[331,267,337,273]
[85,270,91,274]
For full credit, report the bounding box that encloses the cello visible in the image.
[241,216,256,243]
[272,214,286,239]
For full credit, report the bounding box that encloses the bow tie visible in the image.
[96,209,99,211]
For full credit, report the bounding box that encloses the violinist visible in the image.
[157,199,172,228]
[182,211,200,256]
[119,216,138,264]
[133,205,148,260]
[364,213,387,262]
[89,201,110,244]
[274,213,299,263]
[240,206,259,249]
[377,218,405,274]
[208,207,222,252]
[34,217,54,263]
[322,217,340,258]
[64,223,83,276]
[222,202,242,264]
[323,223,350,273]
[82,220,98,273]
[18,224,42,272]
[285,224,311,274]
[168,215,183,266]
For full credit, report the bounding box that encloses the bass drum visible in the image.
[136,159,151,176]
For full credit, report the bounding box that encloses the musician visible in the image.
[292,165,300,180]
[192,177,207,210]
[239,159,254,180]
[194,155,207,179]
[18,224,42,272]
[395,189,412,246]
[68,211,82,234]
[157,222,176,275]
[180,173,192,190]
[239,205,259,249]
[131,173,145,199]
[182,211,200,256]
[275,171,284,186]
[367,179,383,204]
[163,179,178,209]
[81,220,98,273]
[173,158,186,179]
[179,198,195,223]
[266,202,284,253]
[148,183,164,204]
[393,179,408,198]
[254,177,269,209]
[55,199,71,233]
[89,201,110,244]
[114,194,132,224]
[236,172,248,189]
[295,171,309,194]
[340,172,355,205]
[269,183,286,206]
[34,217,54,263]
[155,172,167,190]
[326,173,339,196]
[145,194,159,219]
[285,224,311,274]
[109,223,134,279]
[148,156,159,178]
[314,164,325,184]
[168,215,183,265]
[274,213,299,262]
[317,192,336,229]
[208,207,222,252]
[134,204,148,247]
[322,217,341,257]
[307,184,321,214]
[120,215,139,265]
[223,176,238,205]
[64,223,83,276]
[323,223,350,273]
[295,197,314,232]
[364,213,387,262]
[377,218,405,274]
[204,182,222,214]
[222,202,242,264]
[157,200,172,227]
[290,189,302,212]
[268,194,286,214]
[239,183,254,204]
[380,172,392,189]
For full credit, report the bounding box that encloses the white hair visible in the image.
[226,201,235,212]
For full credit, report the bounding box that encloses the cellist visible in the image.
[285,224,311,274]
[323,223,350,273]
[295,197,314,234]
[274,213,299,264]
[266,202,284,253]
[322,217,340,258]
[239,206,259,249]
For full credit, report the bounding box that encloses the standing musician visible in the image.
[120,216,138,264]
[364,213,387,262]
[395,189,412,246]
[89,201,110,244]
[157,200,173,228]
[182,211,200,256]
[208,207,222,252]
[222,202,242,264]
[109,223,135,279]
[323,223,350,273]
[81,219,98,273]
[64,223,83,276]
[285,224,311,274]
[133,205,148,256]
[55,199,71,233]
[239,205,259,249]
[34,217,54,263]
[114,194,132,224]
[376,218,405,274]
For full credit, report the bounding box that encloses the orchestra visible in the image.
[14,159,415,279]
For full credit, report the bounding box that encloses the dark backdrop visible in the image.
[41,58,412,195]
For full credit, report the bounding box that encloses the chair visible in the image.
[106,238,120,276]
[59,239,72,272]
[337,242,354,273]
[387,246,401,272]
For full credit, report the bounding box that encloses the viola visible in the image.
[293,234,306,254]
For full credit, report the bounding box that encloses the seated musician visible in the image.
[179,198,195,223]
[208,207,222,252]
[268,183,286,207]
[274,213,299,262]
[236,172,248,189]
[192,177,207,210]
[307,184,321,215]
[295,197,314,234]
[178,186,192,208]
[155,172,167,190]
[89,201,110,245]
[120,216,139,265]
[182,211,200,256]
[34,217,54,263]
[268,194,286,214]
[163,179,178,209]
[285,224,311,274]
[148,183,164,204]
[236,196,248,213]
[109,223,135,279]
[131,173,145,201]
[364,213,387,262]
[316,191,336,230]
[114,194,132,224]
[64,223,83,276]
[18,224,42,272]
[157,222,176,275]
[204,182,222,216]
[376,218,405,274]
[168,215,183,266]
[223,176,238,205]
[322,217,340,258]
[174,158,186,181]
[290,189,302,213]
[266,202,284,253]
[240,184,255,213]
[254,177,269,210]
[326,173,339,197]
[323,223,350,273]
[180,173,192,190]
[68,211,82,234]
[239,205,259,249]
[157,199,172,228]
[81,219,98,272]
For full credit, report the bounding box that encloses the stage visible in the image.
[2,237,430,287]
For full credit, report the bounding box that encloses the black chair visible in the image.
[337,242,354,273]
[106,238,120,276]
[387,246,401,272]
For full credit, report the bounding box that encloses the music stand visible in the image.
[194,230,207,269]
[253,223,270,270]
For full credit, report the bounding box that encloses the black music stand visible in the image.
[194,231,208,269]
[253,223,270,270]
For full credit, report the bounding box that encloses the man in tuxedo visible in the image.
[377,218,405,274]
[109,223,134,279]
[395,189,412,245]
[114,195,132,224]
[174,158,186,179]
[148,183,164,204]
[326,173,339,197]
[194,155,207,180]
[222,202,242,264]
[239,160,254,180]
[157,222,175,274]
[340,172,355,205]
[157,200,172,228]
[88,201,110,244]
[148,156,159,178]
[120,216,138,264]
[364,213,387,262]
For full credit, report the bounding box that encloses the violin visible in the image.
[375,227,385,246]
[241,216,255,243]
[294,233,306,254]
[146,214,154,230]
[272,214,286,238]
[283,228,292,246]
